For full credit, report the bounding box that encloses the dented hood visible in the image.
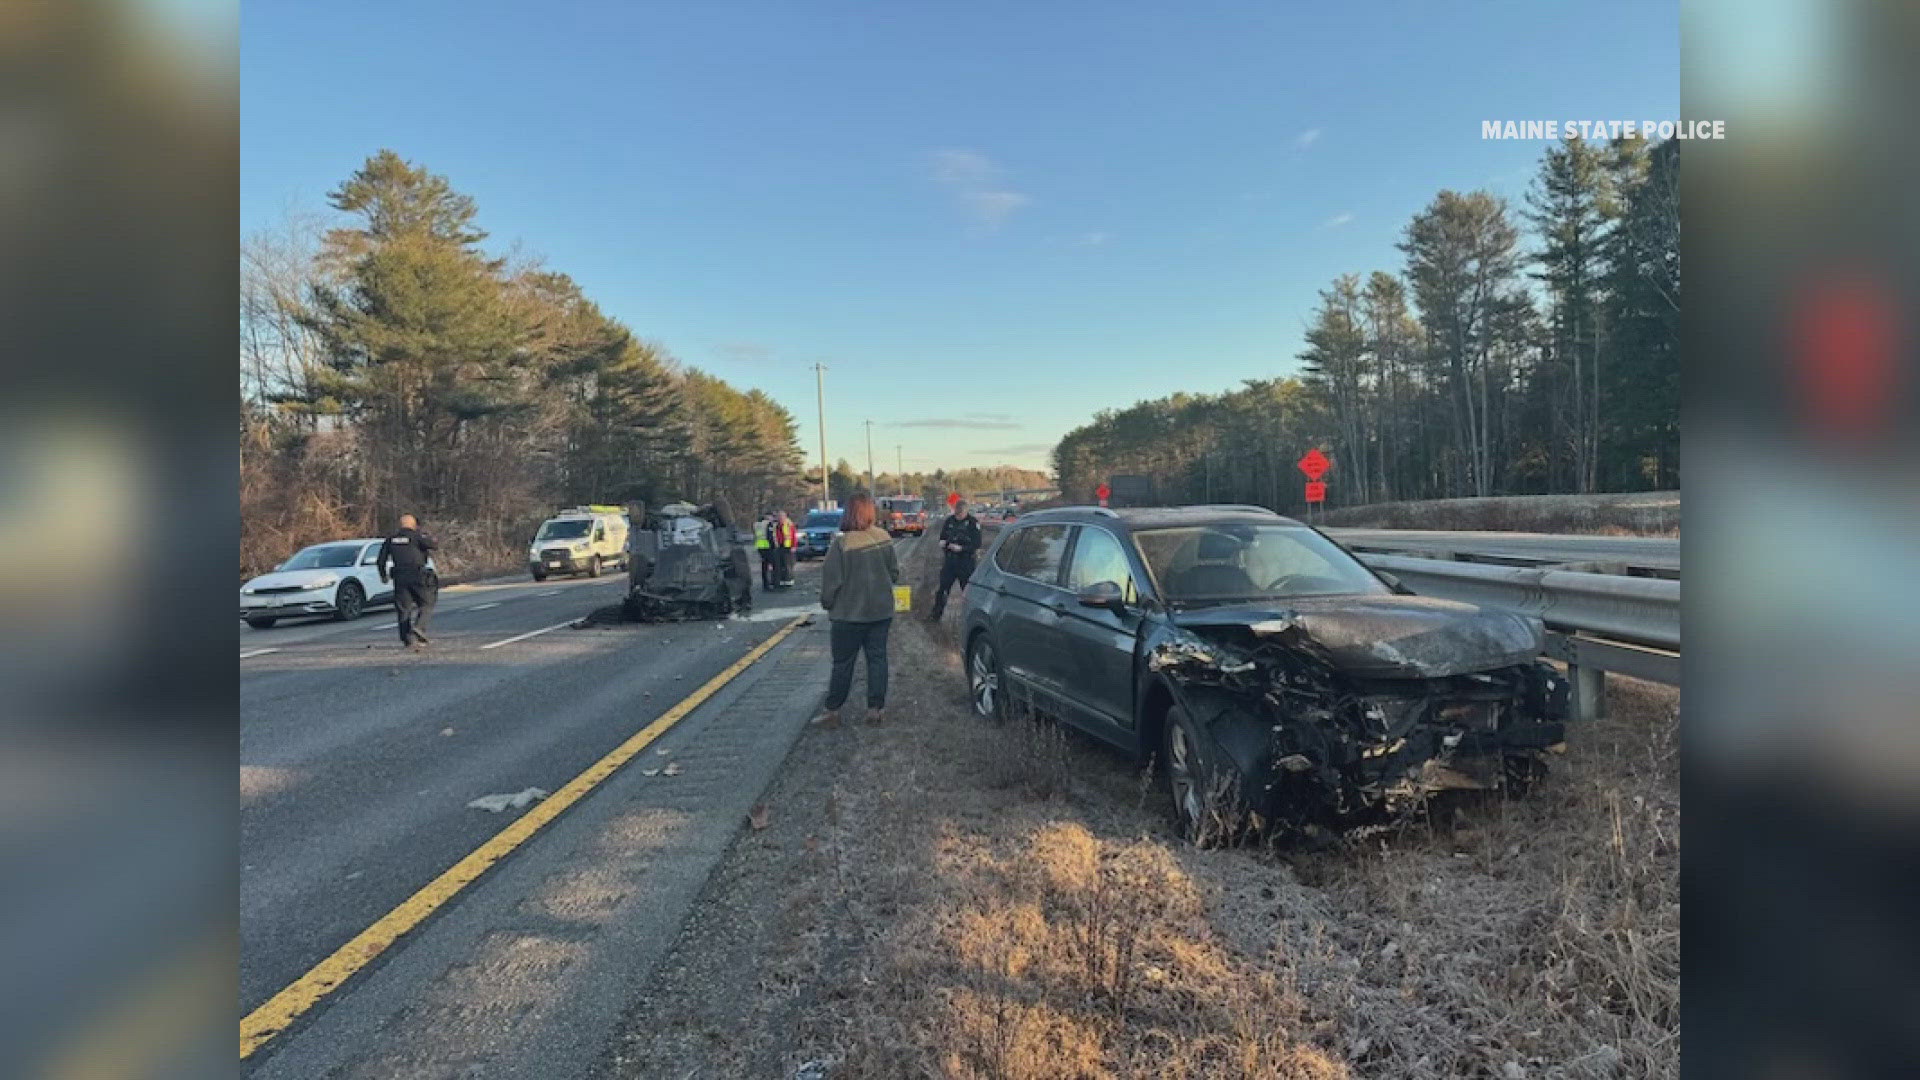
[1170,594,1544,678]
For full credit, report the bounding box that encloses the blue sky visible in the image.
[242,0,1676,474]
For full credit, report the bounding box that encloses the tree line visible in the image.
[1054,135,1679,509]
[816,461,1055,507]
[241,150,810,575]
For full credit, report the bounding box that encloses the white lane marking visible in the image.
[536,590,562,597]
[467,602,501,611]
[370,622,397,631]
[240,648,280,659]
[480,620,576,651]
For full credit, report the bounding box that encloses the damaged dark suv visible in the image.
[960,506,1569,840]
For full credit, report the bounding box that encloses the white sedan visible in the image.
[240,538,434,629]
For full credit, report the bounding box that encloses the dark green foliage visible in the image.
[241,150,809,574]
[1053,140,1680,510]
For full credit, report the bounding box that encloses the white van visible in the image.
[528,506,630,581]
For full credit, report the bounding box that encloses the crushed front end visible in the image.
[623,504,754,622]
[1147,604,1569,834]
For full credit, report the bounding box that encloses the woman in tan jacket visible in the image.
[818,493,901,725]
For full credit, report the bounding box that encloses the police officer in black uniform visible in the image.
[929,499,982,620]
[376,513,438,648]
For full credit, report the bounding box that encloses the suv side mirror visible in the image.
[1076,580,1128,613]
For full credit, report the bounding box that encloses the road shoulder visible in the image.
[247,611,834,1080]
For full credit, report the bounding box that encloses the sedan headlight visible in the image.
[241,584,257,595]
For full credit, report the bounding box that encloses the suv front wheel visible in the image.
[967,635,1005,723]
[1164,705,1235,844]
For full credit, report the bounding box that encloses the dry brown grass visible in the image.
[614,533,1680,1079]
[1318,491,1680,536]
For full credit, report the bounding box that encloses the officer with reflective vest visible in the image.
[754,514,775,590]
[770,510,798,587]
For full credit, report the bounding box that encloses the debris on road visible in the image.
[466,787,548,813]
[748,803,770,830]
[663,762,683,777]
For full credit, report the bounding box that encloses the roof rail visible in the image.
[1028,504,1120,519]
[1201,503,1280,515]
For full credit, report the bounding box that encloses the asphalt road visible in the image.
[239,545,873,1077]
[1324,527,1680,571]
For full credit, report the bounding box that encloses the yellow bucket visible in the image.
[893,585,912,613]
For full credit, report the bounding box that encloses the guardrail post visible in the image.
[1570,659,1606,722]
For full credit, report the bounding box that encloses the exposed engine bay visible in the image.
[1147,604,1569,833]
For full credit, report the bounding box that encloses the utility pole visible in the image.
[812,363,829,508]
[897,444,905,497]
[864,419,875,497]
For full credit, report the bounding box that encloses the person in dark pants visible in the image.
[770,509,798,587]
[818,494,899,726]
[928,499,982,620]
[376,513,438,648]
[755,513,775,590]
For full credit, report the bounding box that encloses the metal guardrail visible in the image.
[1337,537,1680,579]
[1359,554,1679,649]
[1357,552,1680,718]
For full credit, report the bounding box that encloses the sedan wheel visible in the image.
[333,579,366,621]
[968,636,1004,722]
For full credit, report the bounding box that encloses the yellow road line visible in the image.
[239,613,811,1059]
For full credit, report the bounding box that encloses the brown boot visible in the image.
[866,707,884,726]
[815,709,841,728]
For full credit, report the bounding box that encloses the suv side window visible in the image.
[1064,527,1138,604]
[360,542,382,565]
[995,523,1072,585]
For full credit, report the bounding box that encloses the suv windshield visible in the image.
[536,519,593,541]
[280,543,362,570]
[1132,524,1388,604]
[803,512,843,530]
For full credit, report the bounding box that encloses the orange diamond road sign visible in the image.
[1305,481,1327,504]
[1297,448,1330,481]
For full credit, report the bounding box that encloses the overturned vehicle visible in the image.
[958,506,1570,840]
[622,500,756,621]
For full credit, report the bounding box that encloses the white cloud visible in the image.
[715,341,773,362]
[895,417,1023,431]
[928,149,1031,230]
[964,191,1031,228]
[1073,231,1111,246]
[1296,127,1323,149]
[1322,212,1354,229]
